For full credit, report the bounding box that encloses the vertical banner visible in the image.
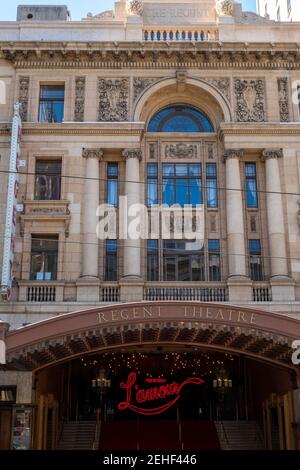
[0,102,22,301]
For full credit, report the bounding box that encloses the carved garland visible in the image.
[98,78,129,121]
[133,78,158,101]
[277,78,290,123]
[18,76,30,122]
[234,79,266,122]
[74,76,86,122]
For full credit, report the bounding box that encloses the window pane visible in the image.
[107,164,118,178]
[147,163,157,178]
[206,163,217,177]
[162,179,175,205]
[164,257,176,281]
[206,179,218,208]
[208,239,220,252]
[107,239,117,252]
[40,86,65,99]
[163,164,174,177]
[35,160,61,200]
[39,85,65,123]
[178,256,190,281]
[245,163,256,177]
[249,239,261,255]
[106,240,117,281]
[107,180,118,207]
[30,235,58,280]
[147,181,158,206]
[246,180,258,208]
[175,178,188,205]
[175,164,188,177]
[147,240,159,281]
[191,255,204,281]
[189,164,201,177]
[190,179,202,206]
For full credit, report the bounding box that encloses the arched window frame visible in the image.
[147,105,214,133]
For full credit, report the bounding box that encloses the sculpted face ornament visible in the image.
[216,0,234,16]
[127,0,143,16]
[118,372,204,415]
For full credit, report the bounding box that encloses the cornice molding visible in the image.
[219,123,300,137]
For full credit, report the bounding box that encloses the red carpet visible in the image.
[99,420,220,450]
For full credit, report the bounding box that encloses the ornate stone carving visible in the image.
[98,78,129,121]
[127,0,143,16]
[122,149,142,161]
[277,78,290,122]
[234,79,266,122]
[216,0,234,16]
[223,149,243,162]
[165,143,198,159]
[74,76,86,122]
[18,76,29,122]
[261,149,283,160]
[207,78,230,101]
[237,12,274,24]
[133,78,157,101]
[82,148,104,160]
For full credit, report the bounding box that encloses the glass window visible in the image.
[163,240,204,281]
[208,239,221,281]
[162,163,202,207]
[38,85,65,123]
[107,163,119,207]
[148,105,214,133]
[249,239,263,281]
[147,164,158,206]
[105,240,118,281]
[206,163,218,208]
[34,160,61,200]
[30,235,58,281]
[245,163,258,208]
[147,240,159,281]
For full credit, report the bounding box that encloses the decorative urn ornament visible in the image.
[216,0,234,16]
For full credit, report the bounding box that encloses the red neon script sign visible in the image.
[118,372,204,416]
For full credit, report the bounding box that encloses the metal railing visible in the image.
[144,284,228,302]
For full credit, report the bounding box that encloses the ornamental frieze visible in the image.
[206,78,230,101]
[165,143,198,159]
[18,76,30,122]
[133,78,158,101]
[98,78,129,121]
[234,79,266,122]
[277,78,290,123]
[74,76,86,122]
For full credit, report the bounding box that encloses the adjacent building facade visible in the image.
[256,0,300,21]
[0,0,300,451]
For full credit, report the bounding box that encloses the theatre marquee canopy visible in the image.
[3,302,300,371]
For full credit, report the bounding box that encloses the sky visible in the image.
[0,1,257,21]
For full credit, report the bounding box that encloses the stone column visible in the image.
[224,149,252,302]
[122,148,142,279]
[81,148,103,278]
[262,149,294,300]
[224,149,247,277]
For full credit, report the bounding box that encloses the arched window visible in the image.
[147,105,214,133]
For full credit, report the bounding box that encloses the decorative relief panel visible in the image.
[206,78,230,102]
[133,78,158,102]
[164,143,198,159]
[18,76,30,122]
[74,76,86,122]
[98,78,129,121]
[277,78,290,123]
[234,79,266,122]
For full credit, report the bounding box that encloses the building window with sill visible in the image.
[38,85,65,123]
[249,239,263,281]
[245,163,258,208]
[105,240,118,281]
[107,163,119,207]
[34,160,62,200]
[30,235,58,281]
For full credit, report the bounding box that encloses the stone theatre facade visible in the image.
[0,0,300,451]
